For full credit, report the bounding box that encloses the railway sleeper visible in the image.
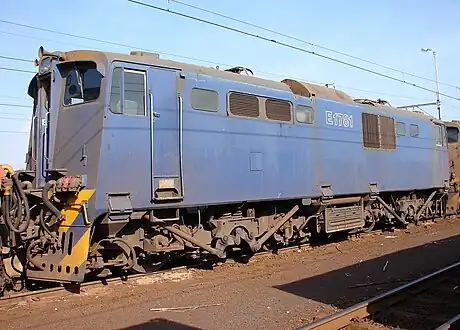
[376,309,451,328]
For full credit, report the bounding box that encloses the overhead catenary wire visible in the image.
[0,52,430,102]
[0,112,30,117]
[0,55,33,64]
[0,18,457,100]
[0,55,34,63]
[0,116,30,121]
[0,21,451,103]
[0,48,432,108]
[0,29,115,56]
[0,66,35,74]
[2,26,398,96]
[125,0,460,102]
[0,103,30,108]
[0,130,28,134]
[169,0,460,90]
[0,21,448,103]
[335,87,428,101]
[0,63,430,104]
[0,55,33,136]
[0,20,229,68]
[0,95,30,101]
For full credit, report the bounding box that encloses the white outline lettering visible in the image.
[325,111,353,128]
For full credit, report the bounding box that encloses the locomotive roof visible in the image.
[444,120,460,128]
[50,48,439,123]
[63,49,294,92]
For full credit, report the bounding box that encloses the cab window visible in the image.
[434,124,444,146]
[447,126,459,143]
[63,62,102,106]
[109,67,146,116]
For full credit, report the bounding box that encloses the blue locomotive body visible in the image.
[95,63,448,213]
[1,48,450,287]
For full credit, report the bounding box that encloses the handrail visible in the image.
[178,94,184,198]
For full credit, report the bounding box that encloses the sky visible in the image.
[1,0,459,169]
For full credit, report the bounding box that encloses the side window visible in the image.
[109,67,146,116]
[191,88,218,112]
[124,69,146,116]
[435,124,443,146]
[447,126,459,143]
[265,99,292,122]
[296,105,314,124]
[410,124,420,137]
[362,112,380,149]
[380,115,396,150]
[396,121,406,136]
[228,92,259,118]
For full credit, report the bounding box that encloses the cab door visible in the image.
[148,66,184,202]
[100,63,183,209]
[101,62,153,208]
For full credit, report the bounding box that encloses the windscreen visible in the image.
[63,62,102,106]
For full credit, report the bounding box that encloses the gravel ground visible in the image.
[1,217,460,330]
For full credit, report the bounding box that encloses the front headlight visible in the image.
[39,57,51,75]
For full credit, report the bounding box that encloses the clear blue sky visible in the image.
[1,0,459,169]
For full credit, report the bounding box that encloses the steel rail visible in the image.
[0,265,189,305]
[0,244,305,305]
[0,220,440,306]
[435,313,460,330]
[296,260,460,330]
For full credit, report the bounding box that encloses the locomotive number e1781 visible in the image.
[325,110,354,128]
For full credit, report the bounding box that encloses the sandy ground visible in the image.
[1,217,460,330]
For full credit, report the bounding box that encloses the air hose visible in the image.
[38,209,60,244]
[1,173,31,234]
[26,240,45,271]
[42,181,63,220]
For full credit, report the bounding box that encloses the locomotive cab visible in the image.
[11,47,106,284]
[26,47,104,190]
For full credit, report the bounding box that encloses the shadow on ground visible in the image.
[275,232,460,329]
[119,318,202,330]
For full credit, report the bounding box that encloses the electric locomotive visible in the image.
[0,46,453,292]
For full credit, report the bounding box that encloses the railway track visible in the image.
[297,260,460,330]
[0,220,448,309]
[0,243,307,307]
[0,220,382,305]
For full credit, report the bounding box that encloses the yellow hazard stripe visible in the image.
[59,189,95,233]
[59,228,91,267]
[0,164,15,175]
